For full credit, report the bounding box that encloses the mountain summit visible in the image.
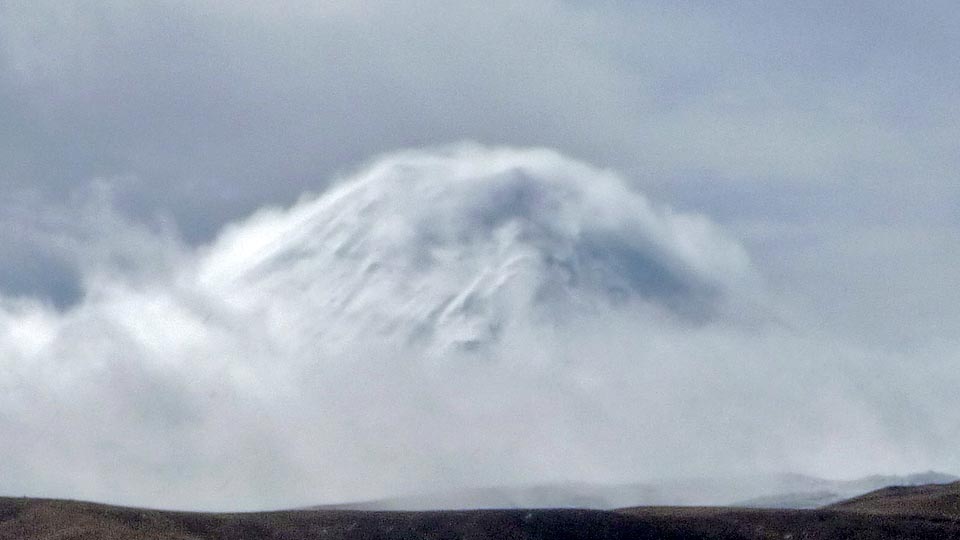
[198,145,755,355]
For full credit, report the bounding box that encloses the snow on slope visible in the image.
[196,144,755,356]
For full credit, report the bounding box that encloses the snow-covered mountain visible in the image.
[196,144,755,357]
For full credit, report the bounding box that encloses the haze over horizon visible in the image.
[1,1,958,512]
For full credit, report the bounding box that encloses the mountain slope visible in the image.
[827,481,960,518]
[732,471,960,509]
[6,488,960,540]
[197,145,755,356]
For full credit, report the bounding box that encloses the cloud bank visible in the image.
[1,145,956,511]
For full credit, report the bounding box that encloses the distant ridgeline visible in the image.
[318,471,959,511]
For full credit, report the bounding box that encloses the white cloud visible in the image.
[1,0,959,514]
[0,146,955,511]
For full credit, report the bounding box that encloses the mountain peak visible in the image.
[198,145,755,354]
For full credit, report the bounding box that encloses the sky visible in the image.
[1,1,959,510]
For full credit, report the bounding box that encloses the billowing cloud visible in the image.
[1,0,959,515]
[1,146,956,511]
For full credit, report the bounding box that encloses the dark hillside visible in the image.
[4,485,960,540]
[826,481,960,518]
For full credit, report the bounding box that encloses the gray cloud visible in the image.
[4,1,957,236]
[0,222,82,309]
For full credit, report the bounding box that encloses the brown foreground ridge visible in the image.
[2,482,959,539]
